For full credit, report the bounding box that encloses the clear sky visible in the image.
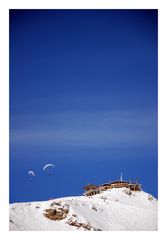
[10,10,158,203]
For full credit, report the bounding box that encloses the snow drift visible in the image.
[9,188,158,231]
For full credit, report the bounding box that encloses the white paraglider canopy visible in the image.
[43,164,55,171]
[28,170,35,176]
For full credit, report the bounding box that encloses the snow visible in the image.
[9,188,158,231]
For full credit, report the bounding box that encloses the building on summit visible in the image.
[83,173,142,196]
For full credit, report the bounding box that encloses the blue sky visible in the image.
[10,10,158,203]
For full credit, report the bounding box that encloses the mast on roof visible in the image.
[120,172,123,182]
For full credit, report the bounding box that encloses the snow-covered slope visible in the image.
[9,188,158,231]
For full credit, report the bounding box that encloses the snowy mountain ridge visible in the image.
[9,188,158,231]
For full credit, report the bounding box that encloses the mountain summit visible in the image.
[9,188,157,231]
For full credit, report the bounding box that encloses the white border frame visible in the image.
[0,0,166,239]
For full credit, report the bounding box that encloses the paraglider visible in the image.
[28,170,35,176]
[28,170,35,181]
[43,164,55,171]
[43,164,55,176]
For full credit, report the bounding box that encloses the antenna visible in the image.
[120,172,123,182]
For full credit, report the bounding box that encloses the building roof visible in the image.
[100,183,112,186]
[110,180,130,184]
[83,184,99,190]
[101,181,129,186]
